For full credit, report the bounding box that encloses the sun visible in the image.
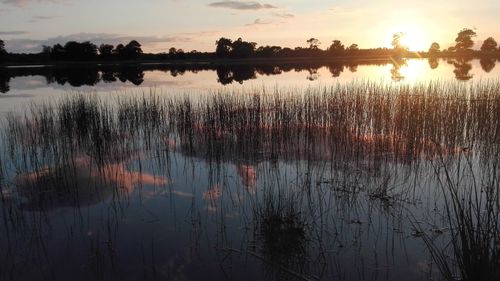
[389,25,428,52]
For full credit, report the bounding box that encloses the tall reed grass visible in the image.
[2,80,500,280]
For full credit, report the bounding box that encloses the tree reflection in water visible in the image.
[0,58,497,94]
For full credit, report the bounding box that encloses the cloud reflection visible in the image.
[16,154,168,210]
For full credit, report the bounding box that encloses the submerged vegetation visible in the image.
[1,81,500,280]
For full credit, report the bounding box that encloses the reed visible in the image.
[2,80,500,280]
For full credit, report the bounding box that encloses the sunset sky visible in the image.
[1,0,499,53]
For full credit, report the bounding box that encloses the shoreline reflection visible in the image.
[1,58,499,94]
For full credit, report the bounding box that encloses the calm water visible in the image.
[0,58,499,281]
[1,57,499,113]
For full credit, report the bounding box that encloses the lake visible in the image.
[1,57,499,113]
[0,58,499,281]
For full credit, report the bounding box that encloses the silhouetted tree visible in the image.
[99,44,114,58]
[175,48,185,59]
[38,45,51,61]
[307,38,321,50]
[392,32,408,58]
[256,46,282,57]
[455,28,476,51]
[0,39,5,53]
[347,44,359,51]
[328,40,345,54]
[168,47,180,59]
[122,40,143,59]
[447,46,457,52]
[231,38,256,58]
[0,39,6,63]
[42,45,52,54]
[480,37,498,52]
[216,37,233,58]
[50,44,65,60]
[391,32,407,50]
[63,41,98,60]
[114,44,125,56]
[428,42,440,55]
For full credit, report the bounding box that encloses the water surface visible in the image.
[0,59,499,281]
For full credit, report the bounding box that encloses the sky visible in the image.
[1,0,499,53]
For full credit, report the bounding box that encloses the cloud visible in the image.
[245,18,272,26]
[271,12,294,18]
[4,32,193,53]
[0,30,29,35]
[29,15,60,23]
[2,0,67,7]
[208,1,276,10]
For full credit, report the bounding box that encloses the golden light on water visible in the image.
[399,59,429,81]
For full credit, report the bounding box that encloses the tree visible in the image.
[428,42,440,54]
[307,38,321,49]
[256,46,282,57]
[99,44,114,58]
[0,39,6,62]
[347,44,359,51]
[0,39,6,54]
[50,44,65,60]
[455,28,476,51]
[42,45,52,54]
[480,37,498,52]
[391,32,407,50]
[231,38,256,58]
[328,40,345,53]
[63,41,98,60]
[168,47,186,59]
[114,44,125,56]
[123,40,142,59]
[216,37,232,58]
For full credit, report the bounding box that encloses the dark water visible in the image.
[0,60,499,281]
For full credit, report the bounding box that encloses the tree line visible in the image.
[1,28,499,64]
[426,28,499,56]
